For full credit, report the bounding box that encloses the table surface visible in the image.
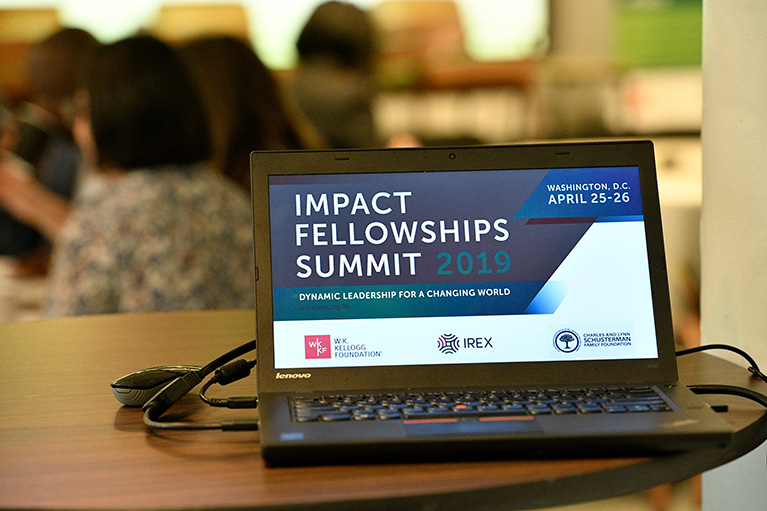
[1,309,766,511]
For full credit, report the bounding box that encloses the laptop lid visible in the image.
[251,140,676,395]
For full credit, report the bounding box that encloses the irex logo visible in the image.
[305,335,331,359]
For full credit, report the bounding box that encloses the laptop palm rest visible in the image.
[404,417,542,436]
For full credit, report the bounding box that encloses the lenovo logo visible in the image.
[275,372,312,379]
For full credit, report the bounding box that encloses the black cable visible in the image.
[200,340,256,376]
[199,358,258,408]
[675,343,767,410]
[143,411,226,430]
[676,343,767,384]
[141,340,258,430]
[142,410,258,431]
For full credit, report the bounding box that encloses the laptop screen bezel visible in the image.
[250,141,677,394]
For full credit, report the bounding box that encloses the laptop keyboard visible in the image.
[291,386,673,422]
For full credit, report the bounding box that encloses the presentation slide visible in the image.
[268,166,659,369]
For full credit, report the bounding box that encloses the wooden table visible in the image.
[2,309,766,510]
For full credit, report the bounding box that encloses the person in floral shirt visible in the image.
[45,35,254,316]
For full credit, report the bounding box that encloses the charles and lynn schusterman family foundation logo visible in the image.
[553,329,580,353]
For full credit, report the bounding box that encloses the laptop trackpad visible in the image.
[404,417,542,436]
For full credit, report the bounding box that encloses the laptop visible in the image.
[250,140,732,466]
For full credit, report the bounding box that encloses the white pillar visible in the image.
[700,1,767,509]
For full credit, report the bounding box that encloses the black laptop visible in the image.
[250,140,732,466]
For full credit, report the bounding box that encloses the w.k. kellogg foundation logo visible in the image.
[437,333,460,354]
[553,329,580,353]
[305,335,331,359]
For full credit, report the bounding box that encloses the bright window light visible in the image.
[0,0,547,69]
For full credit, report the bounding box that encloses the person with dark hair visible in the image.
[179,35,316,191]
[43,35,254,316]
[291,1,378,149]
[0,27,98,272]
[85,36,210,171]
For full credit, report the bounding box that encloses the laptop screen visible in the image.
[266,164,659,370]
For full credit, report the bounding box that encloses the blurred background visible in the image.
[0,0,703,355]
[0,0,702,143]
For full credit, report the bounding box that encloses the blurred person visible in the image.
[0,28,98,274]
[0,165,71,246]
[291,1,379,149]
[44,35,254,316]
[179,35,316,191]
